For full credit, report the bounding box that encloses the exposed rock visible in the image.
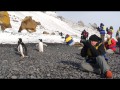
[43,31,49,34]
[18,16,40,33]
[78,21,84,27]
[11,76,17,79]
[0,11,12,31]
[51,32,55,35]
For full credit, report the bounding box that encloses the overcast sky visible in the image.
[56,11,120,37]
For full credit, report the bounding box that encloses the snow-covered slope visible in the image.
[0,11,100,44]
[8,11,80,36]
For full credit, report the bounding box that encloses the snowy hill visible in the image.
[0,11,100,44]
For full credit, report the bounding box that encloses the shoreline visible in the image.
[0,43,119,79]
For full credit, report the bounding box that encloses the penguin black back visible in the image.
[39,39,42,42]
[18,38,28,56]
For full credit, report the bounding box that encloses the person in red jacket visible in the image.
[105,34,116,54]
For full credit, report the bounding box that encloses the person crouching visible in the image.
[80,34,112,78]
[65,34,75,46]
[105,34,116,54]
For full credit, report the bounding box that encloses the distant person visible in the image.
[59,32,63,37]
[116,27,120,54]
[97,23,106,42]
[65,34,75,46]
[80,29,89,43]
[106,27,109,33]
[59,32,64,38]
[80,34,112,78]
[105,34,116,54]
[106,26,114,38]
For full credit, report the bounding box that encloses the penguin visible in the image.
[36,39,47,52]
[17,38,28,58]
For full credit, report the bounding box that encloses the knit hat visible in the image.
[65,34,69,38]
[89,34,101,42]
[110,26,113,29]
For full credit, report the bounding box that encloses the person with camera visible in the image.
[80,34,112,78]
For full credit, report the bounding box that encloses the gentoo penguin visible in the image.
[36,39,47,52]
[17,38,28,58]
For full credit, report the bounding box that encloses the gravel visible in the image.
[0,43,120,79]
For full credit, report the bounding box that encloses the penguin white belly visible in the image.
[18,44,24,57]
[38,42,43,52]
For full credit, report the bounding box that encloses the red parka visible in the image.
[105,38,116,52]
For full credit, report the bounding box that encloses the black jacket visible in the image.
[81,40,106,57]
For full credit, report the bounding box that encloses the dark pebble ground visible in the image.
[0,43,120,79]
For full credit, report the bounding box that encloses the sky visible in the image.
[56,11,120,37]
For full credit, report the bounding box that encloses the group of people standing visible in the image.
[97,23,120,54]
[80,23,120,79]
[80,23,120,55]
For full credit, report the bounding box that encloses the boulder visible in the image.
[78,21,84,27]
[43,31,49,34]
[0,11,11,31]
[18,16,40,32]
[51,32,55,35]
